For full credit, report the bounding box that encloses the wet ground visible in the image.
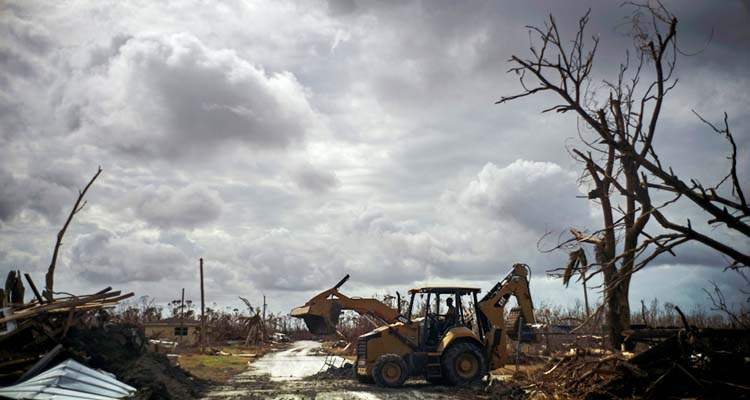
[200,341,484,400]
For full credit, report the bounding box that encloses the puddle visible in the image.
[248,340,347,381]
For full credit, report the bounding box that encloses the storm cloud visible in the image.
[66,33,317,159]
[0,0,747,314]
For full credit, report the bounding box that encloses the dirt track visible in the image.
[200,341,483,400]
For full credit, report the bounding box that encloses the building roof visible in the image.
[144,317,201,326]
[0,359,136,399]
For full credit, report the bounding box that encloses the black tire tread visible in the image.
[372,354,409,387]
[441,341,487,386]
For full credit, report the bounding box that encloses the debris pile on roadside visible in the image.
[0,270,134,384]
[65,323,207,400]
[0,270,207,399]
[532,325,750,399]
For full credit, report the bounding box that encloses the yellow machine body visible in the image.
[293,264,537,387]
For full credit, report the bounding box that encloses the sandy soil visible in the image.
[200,341,485,400]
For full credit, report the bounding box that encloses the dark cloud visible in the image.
[291,163,339,193]
[0,0,746,315]
[131,185,223,230]
[0,169,25,221]
[70,229,190,284]
[0,166,75,223]
[236,228,347,291]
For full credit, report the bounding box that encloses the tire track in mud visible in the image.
[200,341,482,400]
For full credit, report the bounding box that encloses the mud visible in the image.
[200,341,486,400]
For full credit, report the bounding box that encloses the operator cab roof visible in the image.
[408,286,481,295]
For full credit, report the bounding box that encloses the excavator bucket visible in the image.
[290,301,343,335]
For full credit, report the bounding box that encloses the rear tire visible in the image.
[442,342,486,386]
[373,354,408,387]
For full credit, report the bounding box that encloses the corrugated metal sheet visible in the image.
[0,359,136,399]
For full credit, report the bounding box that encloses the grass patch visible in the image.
[178,345,272,383]
[179,354,250,383]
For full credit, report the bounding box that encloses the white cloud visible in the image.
[459,159,589,232]
[66,33,317,159]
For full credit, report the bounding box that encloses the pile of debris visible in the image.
[65,324,206,400]
[0,270,134,384]
[306,362,353,380]
[0,270,207,399]
[533,325,750,399]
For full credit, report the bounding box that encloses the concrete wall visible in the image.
[144,325,199,345]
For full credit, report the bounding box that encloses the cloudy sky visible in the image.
[1,0,748,316]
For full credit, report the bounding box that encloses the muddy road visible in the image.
[200,341,485,400]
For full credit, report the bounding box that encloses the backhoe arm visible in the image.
[477,263,536,369]
[291,275,403,335]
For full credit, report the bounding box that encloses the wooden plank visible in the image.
[0,290,115,324]
[47,302,117,313]
[91,292,134,303]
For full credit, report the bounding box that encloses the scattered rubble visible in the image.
[65,324,207,400]
[306,362,353,380]
[0,270,134,384]
[484,379,527,400]
[532,325,750,399]
[0,270,208,400]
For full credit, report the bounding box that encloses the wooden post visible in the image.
[515,315,523,374]
[262,295,267,341]
[581,268,591,319]
[180,288,185,343]
[200,258,205,353]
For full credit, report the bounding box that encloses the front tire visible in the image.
[442,342,486,386]
[372,354,408,387]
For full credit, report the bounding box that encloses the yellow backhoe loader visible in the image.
[292,263,537,387]
[290,274,408,335]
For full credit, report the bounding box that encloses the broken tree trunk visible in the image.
[44,167,102,301]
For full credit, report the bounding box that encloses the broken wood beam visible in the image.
[24,273,45,304]
[0,289,116,324]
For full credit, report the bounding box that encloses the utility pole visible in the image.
[200,258,205,353]
[180,288,185,344]
[262,295,267,341]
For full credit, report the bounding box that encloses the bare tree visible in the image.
[497,4,747,347]
[44,167,102,301]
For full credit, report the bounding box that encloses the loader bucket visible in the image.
[290,301,342,335]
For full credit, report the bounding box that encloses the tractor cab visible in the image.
[406,287,482,352]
